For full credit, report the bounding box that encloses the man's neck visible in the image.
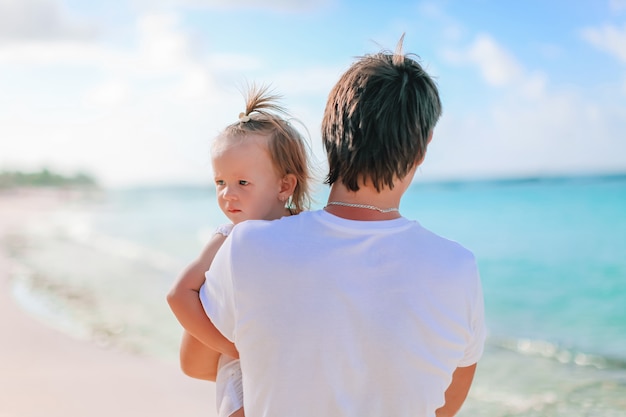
[324,183,404,221]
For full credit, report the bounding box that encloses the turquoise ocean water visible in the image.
[9,175,626,416]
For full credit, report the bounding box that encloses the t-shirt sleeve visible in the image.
[199,232,237,343]
[215,223,234,237]
[458,269,487,367]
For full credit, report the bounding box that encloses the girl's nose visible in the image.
[222,186,237,200]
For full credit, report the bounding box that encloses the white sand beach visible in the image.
[0,189,217,417]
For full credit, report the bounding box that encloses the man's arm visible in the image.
[435,364,477,417]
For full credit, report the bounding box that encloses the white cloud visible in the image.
[0,10,255,186]
[0,7,339,187]
[0,11,237,98]
[136,14,191,74]
[421,87,626,181]
[443,33,548,100]
[465,34,523,87]
[0,40,119,67]
[443,34,524,87]
[207,53,263,72]
[149,0,332,12]
[85,79,129,106]
[3,2,622,187]
[519,71,548,100]
[176,67,216,99]
[0,0,96,40]
[536,43,563,60]
[273,67,341,95]
[0,89,228,187]
[581,23,626,63]
[429,17,619,180]
[417,2,464,42]
[610,0,626,13]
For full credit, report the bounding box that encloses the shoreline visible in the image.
[0,188,217,417]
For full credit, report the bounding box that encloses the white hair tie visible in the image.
[239,112,251,123]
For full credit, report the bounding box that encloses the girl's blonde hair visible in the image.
[213,84,312,214]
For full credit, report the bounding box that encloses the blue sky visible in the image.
[1,0,625,187]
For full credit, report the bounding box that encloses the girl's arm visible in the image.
[179,330,221,381]
[167,232,239,368]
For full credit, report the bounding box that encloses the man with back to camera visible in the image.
[195,36,487,417]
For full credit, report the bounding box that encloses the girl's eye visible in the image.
[239,180,249,186]
[215,180,225,186]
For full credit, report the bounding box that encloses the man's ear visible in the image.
[278,174,297,201]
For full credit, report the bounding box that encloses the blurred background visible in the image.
[1,1,625,416]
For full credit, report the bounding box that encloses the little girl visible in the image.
[167,85,313,417]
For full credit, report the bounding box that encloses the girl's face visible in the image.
[212,134,289,224]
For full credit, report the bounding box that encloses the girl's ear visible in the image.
[278,174,297,201]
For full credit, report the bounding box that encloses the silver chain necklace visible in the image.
[326,201,399,213]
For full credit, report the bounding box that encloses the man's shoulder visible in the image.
[231,210,318,237]
[414,223,476,263]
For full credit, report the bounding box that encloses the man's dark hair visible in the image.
[322,36,442,191]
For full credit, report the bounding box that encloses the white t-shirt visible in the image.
[212,223,244,417]
[200,209,486,417]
